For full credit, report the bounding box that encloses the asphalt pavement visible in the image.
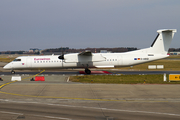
[1,61,180,120]
[0,74,180,120]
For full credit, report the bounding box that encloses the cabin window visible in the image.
[13,59,21,62]
[148,54,154,56]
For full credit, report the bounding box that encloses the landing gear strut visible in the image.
[11,70,15,74]
[85,68,91,74]
[82,64,91,74]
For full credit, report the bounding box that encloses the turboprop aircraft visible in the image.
[3,29,177,74]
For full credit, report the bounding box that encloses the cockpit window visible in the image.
[13,59,21,62]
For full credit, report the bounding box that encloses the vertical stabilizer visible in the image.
[149,29,177,54]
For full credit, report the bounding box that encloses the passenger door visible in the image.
[26,57,32,68]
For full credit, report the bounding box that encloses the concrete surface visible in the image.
[0,74,180,119]
[1,60,180,120]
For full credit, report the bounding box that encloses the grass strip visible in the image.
[0,58,15,63]
[70,74,180,84]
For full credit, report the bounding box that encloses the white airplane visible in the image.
[3,29,177,74]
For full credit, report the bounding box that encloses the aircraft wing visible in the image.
[78,51,92,56]
[78,51,105,62]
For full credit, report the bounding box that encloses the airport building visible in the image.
[169,52,180,55]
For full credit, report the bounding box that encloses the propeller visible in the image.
[58,54,64,60]
[58,47,65,60]
[58,47,65,68]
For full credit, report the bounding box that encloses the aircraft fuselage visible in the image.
[3,52,168,70]
[3,29,177,74]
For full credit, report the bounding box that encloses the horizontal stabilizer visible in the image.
[148,29,177,54]
[157,29,177,33]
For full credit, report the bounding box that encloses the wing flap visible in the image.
[78,51,106,62]
[95,65,114,68]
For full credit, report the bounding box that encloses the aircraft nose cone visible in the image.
[3,65,8,69]
[3,63,11,70]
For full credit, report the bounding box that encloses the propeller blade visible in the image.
[58,55,64,59]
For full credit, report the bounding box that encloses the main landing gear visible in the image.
[11,70,15,74]
[85,68,91,74]
[83,64,91,74]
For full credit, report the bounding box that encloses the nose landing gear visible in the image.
[11,70,15,74]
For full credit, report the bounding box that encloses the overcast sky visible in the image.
[0,0,180,51]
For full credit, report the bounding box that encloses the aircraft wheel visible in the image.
[11,70,15,74]
[85,69,91,74]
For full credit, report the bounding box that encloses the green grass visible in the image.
[70,74,180,84]
[0,58,15,63]
[116,59,180,71]
[110,55,180,71]
[168,55,180,59]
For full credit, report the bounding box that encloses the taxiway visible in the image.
[1,60,180,120]
[0,73,180,120]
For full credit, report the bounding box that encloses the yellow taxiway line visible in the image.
[0,70,45,89]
